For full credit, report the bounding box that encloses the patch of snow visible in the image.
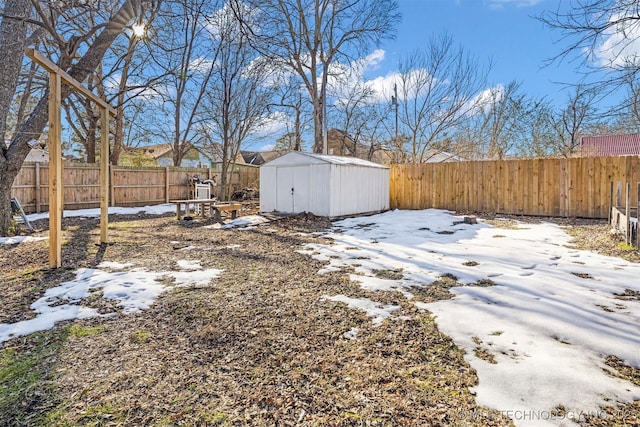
[349,274,414,299]
[25,203,176,222]
[321,294,400,326]
[0,236,47,245]
[344,327,359,340]
[164,269,222,287]
[97,261,133,270]
[221,215,270,229]
[176,259,202,271]
[0,259,223,345]
[305,209,640,426]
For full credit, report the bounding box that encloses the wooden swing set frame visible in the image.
[25,48,116,268]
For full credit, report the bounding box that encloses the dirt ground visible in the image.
[1,205,638,426]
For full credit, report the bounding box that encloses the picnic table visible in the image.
[170,199,241,223]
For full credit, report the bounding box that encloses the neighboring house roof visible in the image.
[141,143,175,159]
[137,142,215,162]
[326,128,461,164]
[326,129,399,164]
[580,134,640,157]
[422,149,462,163]
[5,140,52,162]
[199,144,246,164]
[241,150,283,165]
[25,148,50,162]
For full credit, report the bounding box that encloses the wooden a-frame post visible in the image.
[25,49,116,268]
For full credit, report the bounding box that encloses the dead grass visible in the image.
[1,209,638,426]
[1,210,513,426]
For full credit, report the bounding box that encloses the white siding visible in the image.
[308,164,331,216]
[259,166,277,212]
[328,165,389,217]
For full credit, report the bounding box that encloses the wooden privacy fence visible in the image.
[11,163,259,214]
[390,156,640,218]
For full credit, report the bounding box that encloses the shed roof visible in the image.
[262,151,389,169]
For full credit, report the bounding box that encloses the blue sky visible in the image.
[363,0,592,106]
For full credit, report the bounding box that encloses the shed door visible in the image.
[276,166,309,213]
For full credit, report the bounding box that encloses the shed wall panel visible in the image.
[308,164,331,216]
[329,165,389,217]
[259,167,277,212]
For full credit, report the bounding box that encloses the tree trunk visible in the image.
[0,0,31,142]
[312,98,323,153]
[0,0,142,236]
[0,0,34,235]
[111,104,125,165]
[294,106,301,151]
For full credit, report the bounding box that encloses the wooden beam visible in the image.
[26,48,116,268]
[48,72,62,268]
[25,48,116,116]
[100,107,109,243]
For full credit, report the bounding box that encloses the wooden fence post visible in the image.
[109,165,115,207]
[35,162,41,213]
[608,181,613,224]
[637,182,639,248]
[625,182,631,244]
[165,167,170,203]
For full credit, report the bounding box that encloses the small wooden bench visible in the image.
[170,199,241,223]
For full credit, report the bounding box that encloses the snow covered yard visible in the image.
[0,206,638,426]
[300,209,640,426]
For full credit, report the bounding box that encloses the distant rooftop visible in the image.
[580,134,640,157]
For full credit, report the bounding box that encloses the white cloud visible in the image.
[365,71,400,102]
[593,15,640,68]
[485,0,542,10]
[254,111,289,137]
[103,73,169,105]
[466,84,504,115]
[359,48,386,71]
[327,49,390,103]
[188,56,214,73]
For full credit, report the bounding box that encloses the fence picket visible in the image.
[11,163,259,213]
[390,156,640,218]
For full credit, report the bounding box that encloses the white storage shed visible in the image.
[260,152,389,217]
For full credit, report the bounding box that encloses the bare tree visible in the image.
[539,1,640,74]
[199,3,274,199]
[274,131,306,151]
[468,80,544,160]
[272,74,311,152]
[329,60,379,157]
[63,88,100,162]
[0,0,149,236]
[104,0,163,165]
[551,85,598,157]
[144,0,222,166]
[234,0,400,153]
[359,102,396,162]
[517,99,556,158]
[539,0,640,119]
[396,33,488,163]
